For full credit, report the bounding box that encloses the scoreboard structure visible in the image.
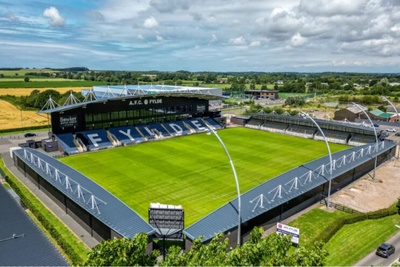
[148,203,184,240]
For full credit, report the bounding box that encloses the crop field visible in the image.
[60,127,348,226]
[0,87,90,96]
[0,99,48,129]
[0,80,107,88]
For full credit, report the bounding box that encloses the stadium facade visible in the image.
[10,84,398,250]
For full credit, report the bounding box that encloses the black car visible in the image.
[24,133,36,138]
[376,243,395,258]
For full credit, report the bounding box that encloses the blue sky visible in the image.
[1,0,400,72]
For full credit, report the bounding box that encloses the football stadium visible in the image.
[11,85,397,249]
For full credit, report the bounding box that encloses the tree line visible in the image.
[84,228,328,266]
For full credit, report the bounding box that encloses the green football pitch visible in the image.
[60,127,348,226]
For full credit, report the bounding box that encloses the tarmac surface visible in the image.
[0,132,99,249]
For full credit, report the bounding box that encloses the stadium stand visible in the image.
[76,129,113,151]
[55,133,80,155]
[314,129,351,144]
[137,123,170,140]
[348,134,376,146]
[260,122,289,133]
[184,118,208,133]
[245,118,263,130]
[162,121,191,136]
[203,117,223,130]
[285,125,317,139]
[108,126,146,145]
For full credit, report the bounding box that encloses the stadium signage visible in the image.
[276,223,300,245]
[129,98,162,106]
[60,115,78,128]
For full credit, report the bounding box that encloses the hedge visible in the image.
[0,125,49,134]
[315,206,398,244]
[0,158,88,264]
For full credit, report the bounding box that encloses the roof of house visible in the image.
[369,109,393,119]
[0,184,68,266]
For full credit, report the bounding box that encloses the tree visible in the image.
[24,76,30,82]
[84,233,159,266]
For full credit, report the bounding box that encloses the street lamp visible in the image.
[300,111,333,208]
[352,103,379,180]
[382,96,400,123]
[205,124,242,245]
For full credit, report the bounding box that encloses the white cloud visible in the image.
[291,33,307,47]
[43,7,65,27]
[143,16,159,29]
[249,41,261,47]
[229,36,247,46]
[156,35,164,41]
[210,33,218,43]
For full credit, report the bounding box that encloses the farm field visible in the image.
[0,87,89,96]
[60,127,348,226]
[0,99,48,129]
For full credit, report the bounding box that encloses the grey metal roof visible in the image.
[0,184,68,266]
[184,140,396,242]
[251,113,378,136]
[39,92,225,114]
[13,148,155,238]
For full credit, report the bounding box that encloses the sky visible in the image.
[0,0,400,72]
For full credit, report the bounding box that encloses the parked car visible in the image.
[373,123,380,127]
[395,132,400,137]
[24,133,37,138]
[386,128,396,132]
[376,243,395,258]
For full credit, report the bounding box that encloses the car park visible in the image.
[24,133,37,138]
[376,243,395,258]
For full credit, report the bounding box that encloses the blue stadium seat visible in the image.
[184,119,208,133]
[55,133,79,154]
[204,118,222,129]
[162,121,191,136]
[76,129,113,150]
[108,126,145,144]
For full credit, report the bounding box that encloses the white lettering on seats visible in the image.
[87,134,102,147]
[169,123,183,134]
[191,120,205,131]
[119,129,134,141]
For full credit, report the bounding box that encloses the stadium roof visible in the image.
[251,113,378,136]
[39,84,225,114]
[184,140,396,242]
[13,148,156,238]
[0,184,68,266]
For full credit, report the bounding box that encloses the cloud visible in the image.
[229,36,247,46]
[143,16,158,29]
[150,0,189,13]
[5,12,19,22]
[249,41,261,47]
[291,33,307,47]
[298,0,367,17]
[43,7,65,27]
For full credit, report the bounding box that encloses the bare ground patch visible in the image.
[330,156,400,213]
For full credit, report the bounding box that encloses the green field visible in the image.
[60,127,348,225]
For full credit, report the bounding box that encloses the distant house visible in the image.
[244,90,279,100]
[334,106,383,122]
[275,80,284,85]
[390,82,400,86]
[219,78,228,84]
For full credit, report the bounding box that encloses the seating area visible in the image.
[245,119,263,130]
[348,134,376,146]
[285,125,317,139]
[55,117,222,155]
[76,129,113,151]
[314,129,350,144]
[259,122,288,133]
